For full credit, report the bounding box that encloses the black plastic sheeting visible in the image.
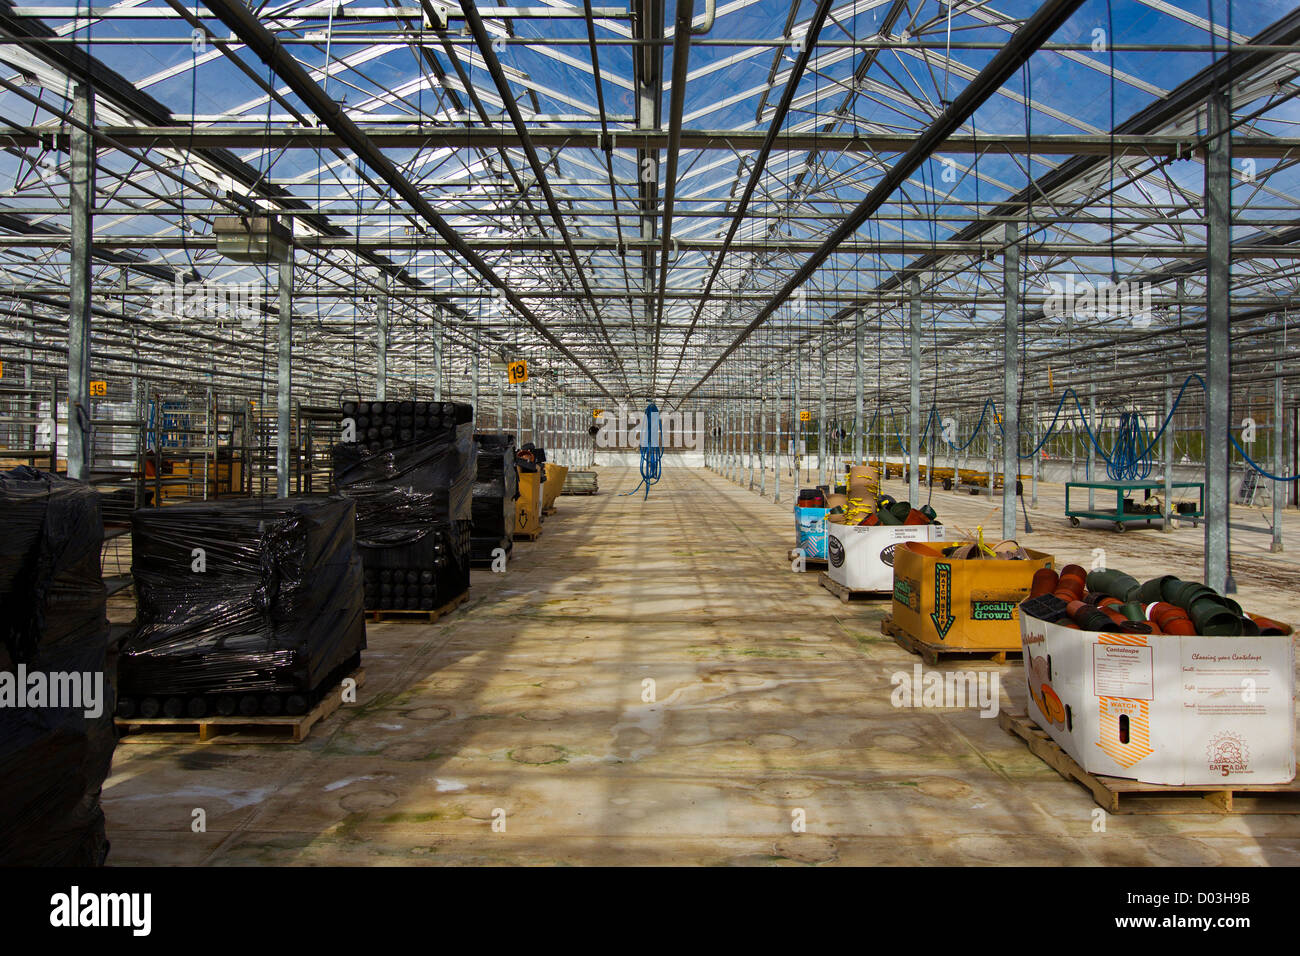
[334,402,476,610]
[361,521,471,611]
[332,417,476,548]
[121,496,366,697]
[471,433,518,564]
[0,466,116,866]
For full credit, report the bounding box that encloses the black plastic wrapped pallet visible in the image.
[471,432,518,545]
[0,466,116,866]
[120,496,366,699]
[361,520,471,610]
[474,432,519,487]
[332,411,476,548]
[339,399,474,458]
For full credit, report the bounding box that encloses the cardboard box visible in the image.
[1019,612,1296,785]
[795,506,829,559]
[893,542,1054,650]
[825,519,945,592]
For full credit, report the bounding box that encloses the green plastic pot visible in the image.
[1118,602,1147,622]
[876,504,902,526]
[1188,597,1243,636]
[1086,569,1141,603]
[1163,579,1218,611]
[1139,575,1177,604]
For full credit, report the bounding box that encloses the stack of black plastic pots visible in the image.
[0,467,116,865]
[470,433,518,566]
[333,400,476,611]
[119,495,367,720]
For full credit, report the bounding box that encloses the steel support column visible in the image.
[1030,398,1039,508]
[1003,223,1020,540]
[376,274,388,400]
[471,340,480,430]
[818,324,827,487]
[66,84,93,481]
[1205,90,1231,592]
[909,277,921,506]
[1088,384,1096,510]
[1164,374,1174,531]
[277,258,293,498]
[1272,326,1285,552]
[854,311,864,465]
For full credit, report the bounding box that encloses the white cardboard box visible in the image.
[1019,613,1296,785]
[825,521,944,592]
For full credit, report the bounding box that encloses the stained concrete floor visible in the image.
[104,464,1300,866]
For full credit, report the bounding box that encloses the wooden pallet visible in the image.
[514,528,542,541]
[817,571,888,603]
[116,668,365,745]
[999,710,1300,814]
[787,547,827,570]
[881,614,1022,666]
[365,591,467,624]
[560,489,598,496]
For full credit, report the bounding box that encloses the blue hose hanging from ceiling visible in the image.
[623,401,663,499]
[1106,410,1154,481]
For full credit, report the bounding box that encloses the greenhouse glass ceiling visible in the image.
[0,0,1296,409]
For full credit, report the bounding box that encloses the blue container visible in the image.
[795,507,830,560]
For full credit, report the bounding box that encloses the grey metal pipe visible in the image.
[66,84,93,481]
[909,278,920,506]
[1003,222,1020,540]
[1205,90,1232,592]
[277,258,293,498]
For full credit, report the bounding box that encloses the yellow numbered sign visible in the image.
[90,380,108,396]
[507,359,528,385]
[799,410,811,422]
[592,408,604,418]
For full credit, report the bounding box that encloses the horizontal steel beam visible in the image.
[3,233,1299,259]
[9,126,1298,158]
[6,5,629,19]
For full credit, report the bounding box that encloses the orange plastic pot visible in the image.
[1150,602,1191,631]
[1030,568,1059,598]
[1247,613,1291,636]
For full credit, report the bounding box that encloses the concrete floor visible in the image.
[104,464,1300,866]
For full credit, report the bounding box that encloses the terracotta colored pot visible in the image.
[1100,606,1128,627]
[1030,568,1059,598]
[1149,601,1190,629]
[1247,613,1291,636]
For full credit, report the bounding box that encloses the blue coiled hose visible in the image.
[624,402,663,499]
